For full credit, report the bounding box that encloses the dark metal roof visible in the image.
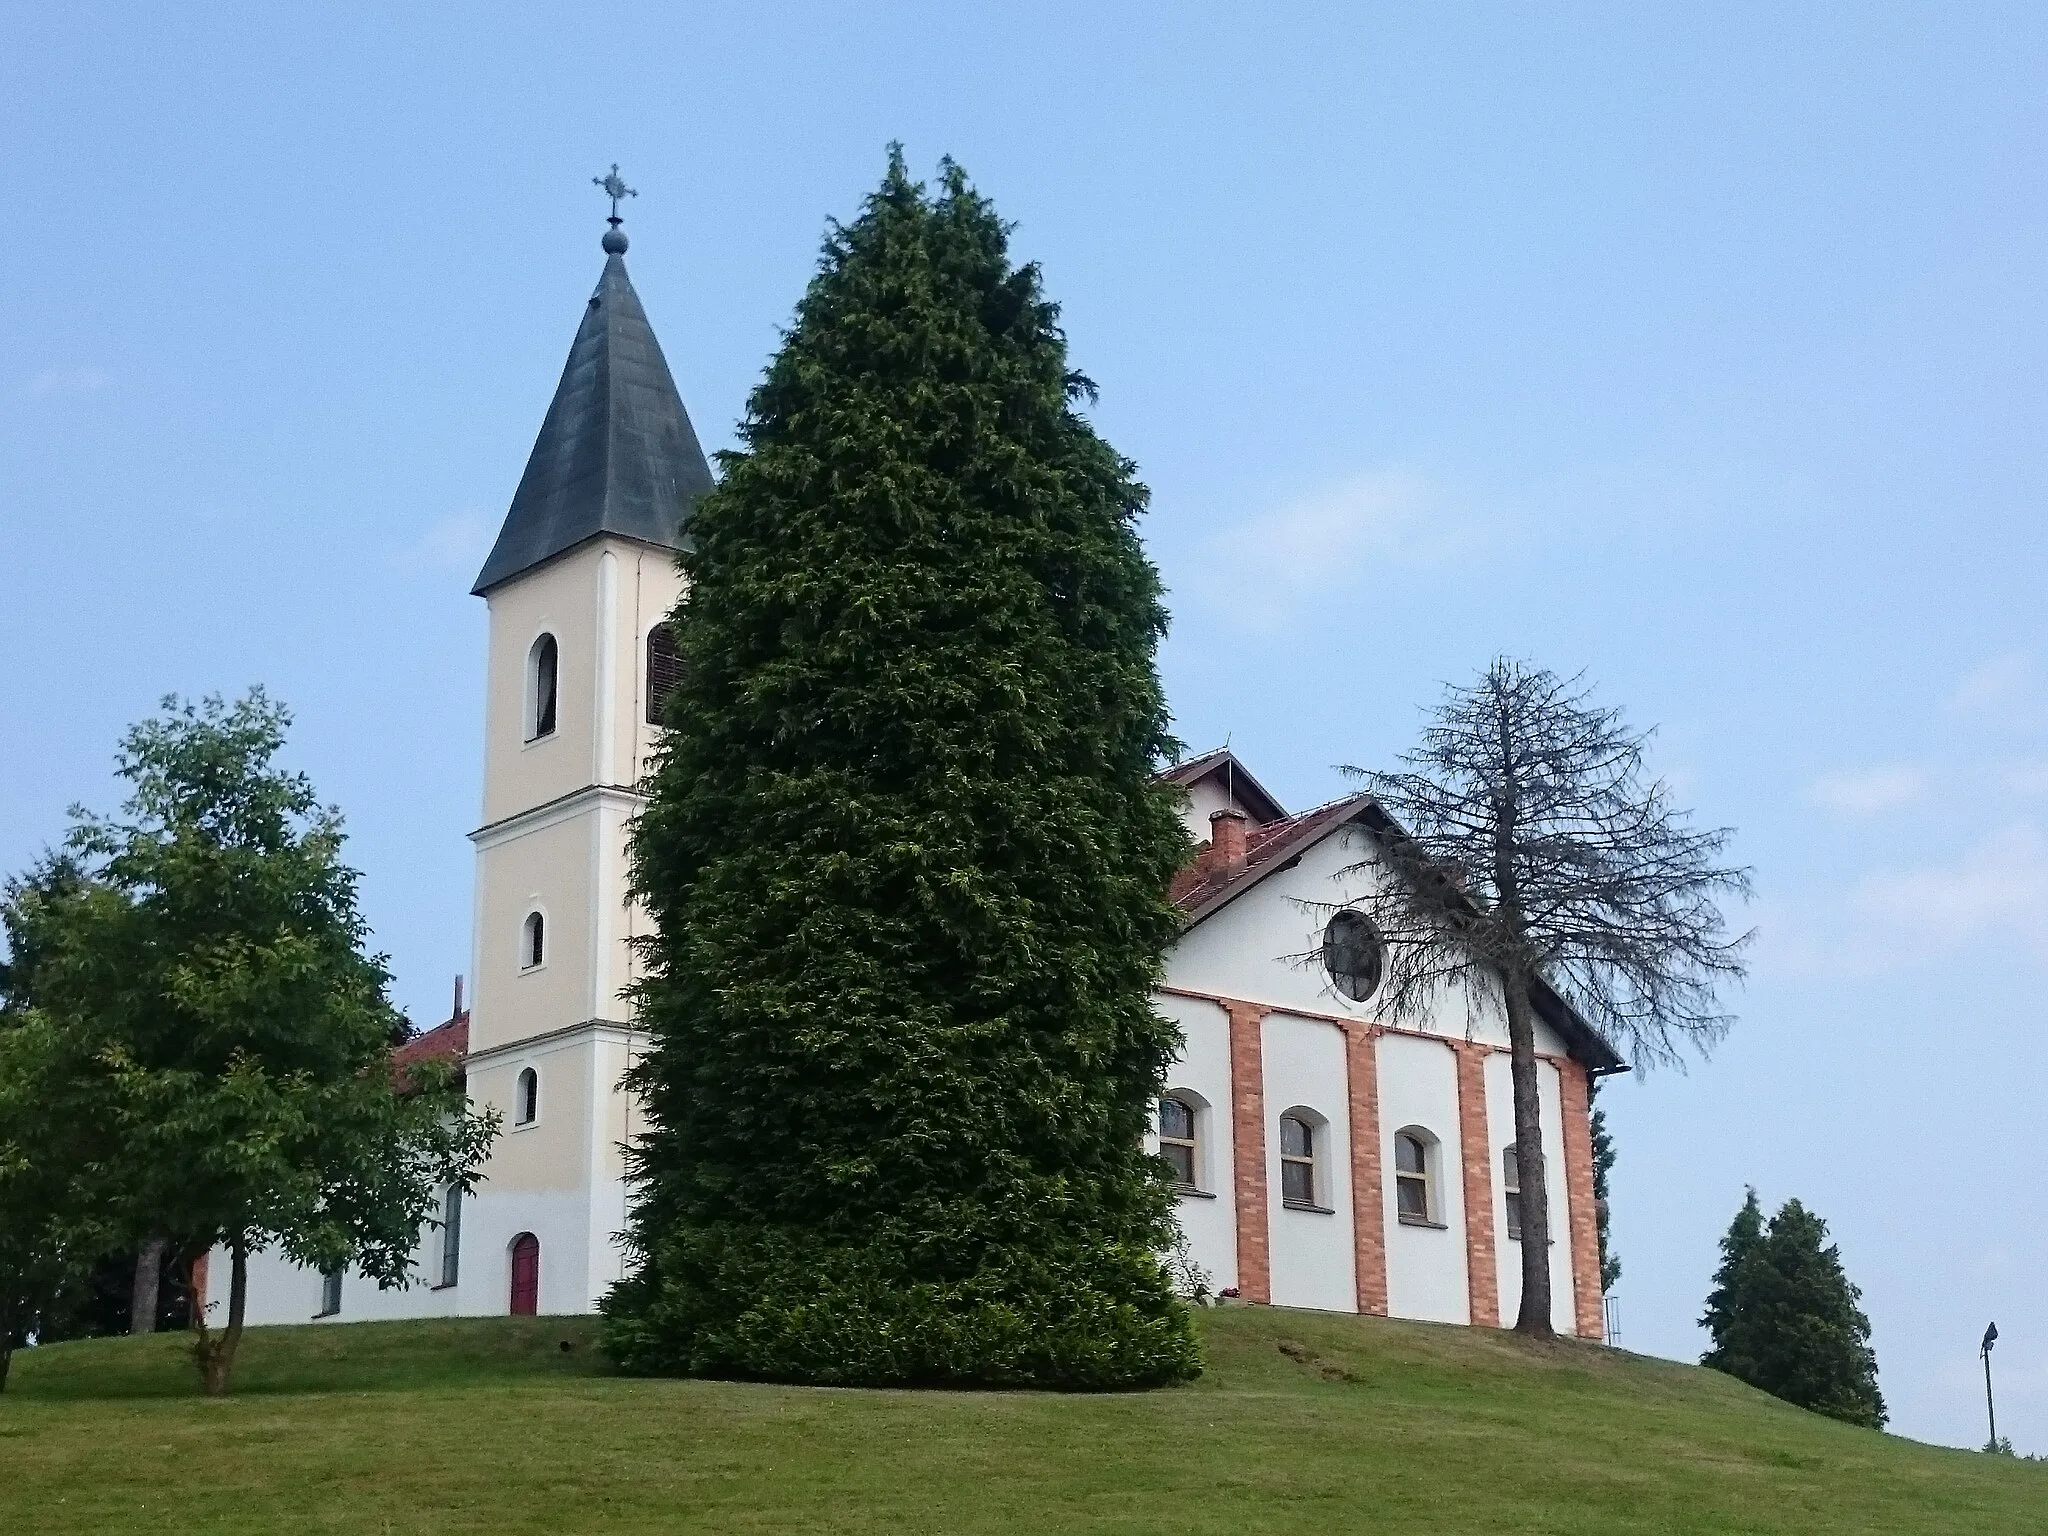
[472,240,714,595]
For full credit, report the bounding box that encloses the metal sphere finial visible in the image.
[602,223,628,255]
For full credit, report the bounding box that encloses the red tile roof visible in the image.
[391,1010,469,1090]
[1168,792,1373,920]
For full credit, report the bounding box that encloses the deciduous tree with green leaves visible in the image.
[1702,1189,1886,1428]
[15,691,497,1395]
[602,151,1198,1389]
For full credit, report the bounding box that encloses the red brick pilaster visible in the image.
[1225,1002,1271,1304]
[1557,1058,1606,1340]
[1451,1042,1501,1328]
[1342,1023,1389,1316]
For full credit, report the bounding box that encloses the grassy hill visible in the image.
[1,1306,2037,1533]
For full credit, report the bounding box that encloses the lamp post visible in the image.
[1981,1322,1999,1450]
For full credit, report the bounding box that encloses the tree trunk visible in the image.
[0,1341,11,1393]
[130,1236,167,1335]
[194,1237,247,1397]
[1501,970,1555,1338]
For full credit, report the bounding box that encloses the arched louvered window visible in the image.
[527,634,559,741]
[515,1067,538,1126]
[646,622,684,726]
[522,911,545,971]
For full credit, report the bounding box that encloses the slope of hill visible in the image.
[1,1305,2035,1533]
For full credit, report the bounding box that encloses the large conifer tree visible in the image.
[601,151,1199,1388]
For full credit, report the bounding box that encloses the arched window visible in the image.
[515,1067,538,1126]
[522,911,545,971]
[1395,1128,1438,1225]
[1322,910,1384,1002]
[1158,1094,1200,1190]
[645,622,684,726]
[526,633,559,741]
[1279,1111,1322,1208]
[1503,1145,1523,1241]
[509,1232,539,1316]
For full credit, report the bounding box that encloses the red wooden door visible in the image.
[509,1233,539,1316]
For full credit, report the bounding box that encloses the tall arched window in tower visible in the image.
[646,622,684,725]
[526,633,559,741]
[521,910,545,971]
[515,1067,538,1126]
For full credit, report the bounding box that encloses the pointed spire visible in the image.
[473,200,713,596]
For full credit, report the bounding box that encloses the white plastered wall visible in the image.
[1376,1029,1469,1323]
[1485,1051,1578,1334]
[1153,992,1238,1295]
[1260,1010,1356,1310]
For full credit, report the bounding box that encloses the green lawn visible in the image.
[2,1306,2037,1533]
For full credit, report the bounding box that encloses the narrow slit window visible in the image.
[1503,1145,1523,1241]
[440,1184,463,1287]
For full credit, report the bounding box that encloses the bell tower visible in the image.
[458,190,711,1315]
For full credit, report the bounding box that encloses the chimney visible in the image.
[1210,808,1249,875]
[452,974,465,1020]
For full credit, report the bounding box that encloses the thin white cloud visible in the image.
[1179,467,1502,626]
[1763,822,2048,977]
[1952,652,2030,712]
[19,367,109,398]
[1848,821,2048,958]
[402,510,492,575]
[2001,758,2048,798]
[1808,765,1927,817]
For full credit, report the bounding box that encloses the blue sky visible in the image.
[6,3,2045,1450]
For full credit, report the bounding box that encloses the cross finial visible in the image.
[593,164,637,225]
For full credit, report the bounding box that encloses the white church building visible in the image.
[209,215,1624,1340]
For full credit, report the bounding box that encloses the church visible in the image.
[214,210,1623,1340]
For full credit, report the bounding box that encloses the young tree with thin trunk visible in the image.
[1343,658,1750,1338]
[18,691,497,1394]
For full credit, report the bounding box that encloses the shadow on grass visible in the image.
[8,1315,613,1402]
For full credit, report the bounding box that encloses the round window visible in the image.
[1322,910,1384,1002]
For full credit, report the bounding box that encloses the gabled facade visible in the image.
[1146,751,1621,1337]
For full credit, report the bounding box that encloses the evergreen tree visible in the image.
[1700,1187,1766,1379]
[1702,1191,1886,1428]
[1590,1086,1620,1293]
[601,150,1199,1389]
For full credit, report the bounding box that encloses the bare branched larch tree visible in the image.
[1343,658,1752,1338]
